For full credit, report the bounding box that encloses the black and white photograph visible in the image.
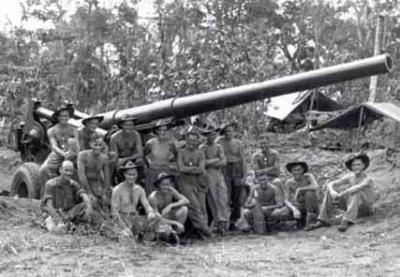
[0,0,399,276]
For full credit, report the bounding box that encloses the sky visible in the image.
[0,0,155,31]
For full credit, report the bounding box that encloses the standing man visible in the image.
[39,105,76,193]
[216,123,247,230]
[283,161,320,229]
[77,136,111,211]
[177,128,211,238]
[307,153,377,232]
[41,160,92,232]
[200,124,230,234]
[144,119,178,194]
[109,115,144,185]
[111,161,156,240]
[76,115,104,151]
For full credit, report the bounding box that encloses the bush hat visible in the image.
[52,106,74,122]
[82,115,104,126]
[153,172,175,188]
[345,153,370,171]
[286,161,309,174]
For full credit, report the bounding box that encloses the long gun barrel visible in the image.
[95,54,392,129]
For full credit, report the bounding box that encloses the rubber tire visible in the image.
[10,162,41,199]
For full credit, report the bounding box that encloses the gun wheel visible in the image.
[10,162,41,199]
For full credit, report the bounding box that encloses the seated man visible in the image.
[242,174,285,234]
[39,106,76,191]
[41,160,92,233]
[307,153,377,232]
[148,172,189,237]
[111,161,156,240]
[283,161,319,229]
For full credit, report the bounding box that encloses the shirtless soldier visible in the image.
[283,161,319,229]
[111,161,156,239]
[252,132,282,191]
[110,115,144,185]
[148,172,189,235]
[77,136,111,211]
[39,106,76,192]
[145,119,178,194]
[216,123,247,230]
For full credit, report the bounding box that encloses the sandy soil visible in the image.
[1,147,400,276]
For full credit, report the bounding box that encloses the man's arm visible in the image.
[48,128,67,157]
[244,186,256,208]
[282,180,301,219]
[77,152,91,193]
[111,189,130,230]
[148,192,161,215]
[239,141,247,177]
[326,175,351,195]
[138,187,155,218]
[162,188,189,213]
[341,176,372,196]
[215,145,227,167]
[296,173,319,192]
[177,150,197,174]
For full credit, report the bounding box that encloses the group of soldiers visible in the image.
[38,105,378,244]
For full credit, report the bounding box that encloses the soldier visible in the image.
[200,123,230,234]
[144,119,178,194]
[216,123,247,230]
[77,135,111,211]
[252,132,282,191]
[148,172,189,235]
[177,128,211,238]
[109,115,144,185]
[283,161,320,229]
[307,153,377,232]
[39,106,76,190]
[111,161,156,240]
[76,115,104,151]
[242,173,285,234]
[41,160,92,233]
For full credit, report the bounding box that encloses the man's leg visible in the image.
[206,173,218,227]
[230,184,244,226]
[317,189,336,224]
[300,191,319,226]
[178,182,210,237]
[171,206,188,226]
[215,173,230,231]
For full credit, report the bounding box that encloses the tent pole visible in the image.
[356,106,364,152]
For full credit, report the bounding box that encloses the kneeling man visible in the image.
[307,153,377,232]
[283,160,319,229]
[148,172,189,236]
[111,161,156,239]
[41,160,92,232]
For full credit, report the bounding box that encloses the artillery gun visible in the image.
[8,54,393,199]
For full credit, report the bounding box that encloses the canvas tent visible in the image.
[312,102,400,130]
[311,102,400,151]
[264,90,341,132]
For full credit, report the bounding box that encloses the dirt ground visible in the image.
[1,146,400,277]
